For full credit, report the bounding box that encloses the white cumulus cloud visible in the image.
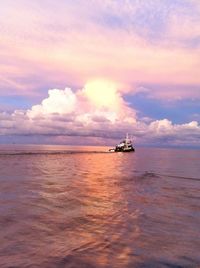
[0,82,200,146]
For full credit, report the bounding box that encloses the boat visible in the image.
[109,134,135,152]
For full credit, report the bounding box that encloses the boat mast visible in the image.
[125,133,129,148]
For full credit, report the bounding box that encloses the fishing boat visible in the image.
[109,134,135,152]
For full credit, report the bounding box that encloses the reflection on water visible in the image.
[0,146,200,267]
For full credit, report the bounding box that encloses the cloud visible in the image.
[134,84,200,101]
[0,1,200,144]
[0,81,136,137]
[27,88,77,117]
[1,83,200,146]
[143,119,200,146]
[0,0,200,101]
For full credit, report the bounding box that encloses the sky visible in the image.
[0,0,200,146]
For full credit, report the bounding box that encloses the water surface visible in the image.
[0,145,200,267]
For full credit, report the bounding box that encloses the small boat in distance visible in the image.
[109,134,135,152]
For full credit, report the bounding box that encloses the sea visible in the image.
[0,145,200,268]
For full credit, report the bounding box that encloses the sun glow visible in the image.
[83,79,120,108]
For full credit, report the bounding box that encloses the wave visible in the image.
[144,171,200,182]
[158,173,200,182]
[0,150,111,156]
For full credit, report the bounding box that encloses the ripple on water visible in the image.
[0,146,200,267]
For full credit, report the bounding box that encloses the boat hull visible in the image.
[114,147,135,152]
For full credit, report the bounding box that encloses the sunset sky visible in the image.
[0,0,200,146]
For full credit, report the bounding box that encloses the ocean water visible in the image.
[0,145,200,268]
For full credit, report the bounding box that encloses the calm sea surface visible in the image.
[0,145,200,268]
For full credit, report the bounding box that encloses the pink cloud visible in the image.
[0,84,200,146]
[0,1,200,100]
